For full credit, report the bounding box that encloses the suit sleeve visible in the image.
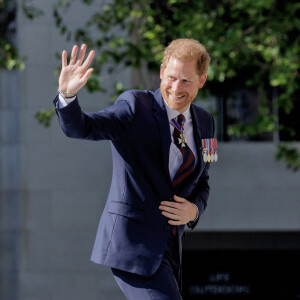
[53,91,136,141]
[187,112,215,229]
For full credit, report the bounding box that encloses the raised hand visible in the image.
[58,44,95,97]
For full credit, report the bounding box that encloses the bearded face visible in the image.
[160,57,207,113]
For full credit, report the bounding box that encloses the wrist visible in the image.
[191,203,199,221]
[58,88,77,99]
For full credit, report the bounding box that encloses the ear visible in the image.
[198,74,207,89]
[160,64,164,80]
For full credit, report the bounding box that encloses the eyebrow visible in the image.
[168,73,192,81]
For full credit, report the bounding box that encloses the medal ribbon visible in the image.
[207,139,210,156]
[170,117,185,132]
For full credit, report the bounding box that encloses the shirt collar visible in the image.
[162,98,191,123]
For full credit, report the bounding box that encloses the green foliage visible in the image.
[110,81,126,104]
[276,143,300,171]
[34,0,300,169]
[1,0,47,127]
[0,38,25,70]
[0,1,44,71]
[0,0,23,70]
[35,108,56,127]
[52,0,300,102]
[20,1,44,20]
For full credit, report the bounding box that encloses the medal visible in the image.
[209,139,214,162]
[214,152,218,162]
[207,153,211,162]
[178,131,187,148]
[212,138,217,162]
[213,138,218,162]
[203,148,208,162]
[207,139,211,162]
[171,116,187,148]
[201,139,207,162]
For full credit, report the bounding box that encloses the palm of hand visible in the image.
[58,44,95,95]
[59,65,85,93]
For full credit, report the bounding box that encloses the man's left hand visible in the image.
[159,195,198,225]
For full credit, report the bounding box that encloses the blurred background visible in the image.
[1,0,300,299]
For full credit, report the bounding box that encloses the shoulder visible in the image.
[191,103,214,122]
[116,89,154,103]
[116,89,156,110]
[191,102,215,135]
[104,89,155,123]
[117,89,154,99]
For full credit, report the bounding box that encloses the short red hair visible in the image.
[162,38,210,76]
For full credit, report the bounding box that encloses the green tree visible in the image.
[1,0,48,123]
[0,0,43,70]
[39,0,300,170]
[0,0,23,70]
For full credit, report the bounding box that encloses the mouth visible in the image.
[168,92,185,101]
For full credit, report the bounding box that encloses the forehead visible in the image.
[164,57,198,78]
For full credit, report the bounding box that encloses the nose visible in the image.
[171,80,182,93]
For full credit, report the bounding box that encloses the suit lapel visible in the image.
[152,89,171,180]
[190,103,203,168]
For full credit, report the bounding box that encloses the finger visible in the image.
[79,68,94,84]
[75,44,87,66]
[160,201,182,210]
[69,45,78,65]
[173,195,186,203]
[159,204,180,215]
[168,219,182,226]
[81,50,95,70]
[161,211,180,221]
[62,50,67,68]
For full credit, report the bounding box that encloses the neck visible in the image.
[178,105,189,114]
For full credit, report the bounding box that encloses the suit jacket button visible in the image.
[169,197,173,201]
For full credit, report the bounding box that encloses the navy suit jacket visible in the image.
[54,88,215,277]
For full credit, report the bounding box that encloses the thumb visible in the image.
[81,68,94,83]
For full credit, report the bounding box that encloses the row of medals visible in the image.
[202,148,218,162]
[201,138,218,163]
[178,132,218,163]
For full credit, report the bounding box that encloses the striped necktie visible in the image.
[171,114,195,236]
[172,114,195,187]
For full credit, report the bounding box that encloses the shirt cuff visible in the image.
[58,94,76,108]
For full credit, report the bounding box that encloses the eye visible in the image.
[183,79,191,84]
[168,76,175,81]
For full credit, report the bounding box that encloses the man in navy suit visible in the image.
[54,38,214,299]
